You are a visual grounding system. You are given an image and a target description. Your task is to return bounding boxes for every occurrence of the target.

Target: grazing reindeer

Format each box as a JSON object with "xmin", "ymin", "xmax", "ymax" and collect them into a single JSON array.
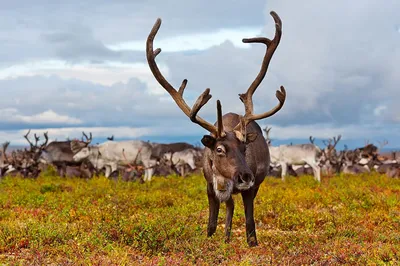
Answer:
[
  {"xmin": 340, "ymin": 150, "xmax": 370, "ymax": 175},
  {"xmin": 107, "ymin": 135, "xmax": 114, "ymax": 141},
  {"xmin": 146, "ymin": 11, "xmax": 286, "ymax": 246},
  {"xmin": 163, "ymin": 149, "xmax": 202, "ymax": 177},
  {"xmin": 265, "ymin": 128, "xmax": 322, "ymax": 182}
]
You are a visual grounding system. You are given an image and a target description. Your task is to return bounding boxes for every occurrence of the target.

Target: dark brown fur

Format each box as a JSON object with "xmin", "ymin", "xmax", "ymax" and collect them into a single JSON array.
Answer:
[{"xmin": 202, "ymin": 113, "xmax": 269, "ymax": 247}]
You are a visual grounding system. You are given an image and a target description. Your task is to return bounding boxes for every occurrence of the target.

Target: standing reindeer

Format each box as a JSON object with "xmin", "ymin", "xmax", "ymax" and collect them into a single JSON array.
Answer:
[
  {"xmin": 320, "ymin": 135, "xmax": 342, "ymax": 175},
  {"xmin": 265, "ymin": 128, "xmax": 322, "ymax": 181},
  {"xmin": 146, "ymin": 11, "xmax": 286, "ymax": 247}
]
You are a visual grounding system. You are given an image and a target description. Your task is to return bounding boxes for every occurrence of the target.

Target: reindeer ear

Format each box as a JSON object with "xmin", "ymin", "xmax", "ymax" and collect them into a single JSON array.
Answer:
[
  {"xmin": 245, "ymin": 133, "xmax": 258, "ymax": 144},
  {"xmin": 201, "ymin": 135, "xmax": 216, "ymax": 149},
  {"xmin": 234, "ymin": 130, "xmax": 245, "ymax": 142}
]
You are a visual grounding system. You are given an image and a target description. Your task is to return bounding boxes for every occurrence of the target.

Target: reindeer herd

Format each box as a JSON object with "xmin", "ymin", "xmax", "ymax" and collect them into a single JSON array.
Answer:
[
  {"xmin": 0, "ymin": 130, "xmax": 204, "ymax": 181},
  {"xmin": 0, "ymin": 11, "xmax": 397, "ymax": 247},
  {"xmin": 265, "ymin": 128, "xmax": 399, "ymax": 180}
]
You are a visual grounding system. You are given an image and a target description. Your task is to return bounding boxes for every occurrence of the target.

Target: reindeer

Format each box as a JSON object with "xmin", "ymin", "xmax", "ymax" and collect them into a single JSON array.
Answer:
[
  {"xmin": 18, "ymin": 130, "xmax": 49, "ymax": 178},
  {"xmin": 320, "ymin": 135, "xmax": 342, "ymax": 175},
  {"xmin": 265, "ymin": 128, "xmax": 322, "ymax": 181},
  {"xmin": 340, "ymin": 150, "xmax": 370, "ymax": 175},
  {"xmin": 162, "ymin": 149, "xmax": 202, "ymax": 177},
  {"xmin": 42, "ymin": 132, "xmax": 92, "ymax": 177},
  {"xmin": 146, "ymin": 11, "xmax": 286, "ymax": 246}
]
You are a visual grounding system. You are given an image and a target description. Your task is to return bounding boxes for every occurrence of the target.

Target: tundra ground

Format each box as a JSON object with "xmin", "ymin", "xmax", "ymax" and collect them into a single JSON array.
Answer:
[{"xmin": 0, "ymin": 169, "xmax": 399, "ymax": 265}]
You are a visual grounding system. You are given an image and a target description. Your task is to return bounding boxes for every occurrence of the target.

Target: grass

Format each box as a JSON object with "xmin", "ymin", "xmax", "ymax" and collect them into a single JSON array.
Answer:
[{"xmin": 0, "ymin": 169, "xmax": 399, "ymax": 265}]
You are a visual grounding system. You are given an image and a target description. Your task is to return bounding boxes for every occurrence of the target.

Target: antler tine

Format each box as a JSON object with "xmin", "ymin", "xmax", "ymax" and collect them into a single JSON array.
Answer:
[
  {"xmin": 146, "ymin": 18, "xmax": 217, "ymax": 136},
  {"xmin": 333, "ymin": 135, "xmax": 341, "ymax": 148},
  {"xmin": 34, "ymin": 133, "xmax": 40, "ymax": 147},
  {"xmin": 23, "ymin": 129, "xmax": 36, "ymax": 149},
  {"xmin": 39, "ymin": 132, "xmax": 49, "ymax": 150},
  {"xmin": 235, "ymin": 11, "xmax": 285, "ymax": 129},
  {"xmin": 82, "ymin": 131, "xmax": 92, "ymax": 145},
  {"xmin": 322, "ymin": 139, "xmax": 330, "ymax": 147},
  {"xmin": 1, "ymin": 141, "xmax": 10, "ymax": 164},
  {"xmin": 216, "ymin": 100, "xmax": 225, "ymax": 138},
  {"xmin": 309, "ymin": 136, "xmax": 315, "ymax": 144}
]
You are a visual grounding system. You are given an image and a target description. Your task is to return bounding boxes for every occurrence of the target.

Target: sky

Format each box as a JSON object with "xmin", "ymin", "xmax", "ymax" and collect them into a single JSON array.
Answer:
[{"xmin": 0, "ymin": 0, "xmax": 399, "ymax": 150}]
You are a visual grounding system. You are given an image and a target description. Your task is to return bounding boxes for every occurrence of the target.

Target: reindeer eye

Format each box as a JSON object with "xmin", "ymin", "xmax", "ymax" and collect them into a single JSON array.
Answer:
[{"xmin": 216, "ymin": 146, "xmax": 225, "ymax": 154}]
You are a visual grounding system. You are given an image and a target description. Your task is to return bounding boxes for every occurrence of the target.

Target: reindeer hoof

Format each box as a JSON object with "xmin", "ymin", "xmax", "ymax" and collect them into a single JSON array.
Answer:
[{"xmin": 247, "ymin": 236, "xmax": 258, "ymax": 247}]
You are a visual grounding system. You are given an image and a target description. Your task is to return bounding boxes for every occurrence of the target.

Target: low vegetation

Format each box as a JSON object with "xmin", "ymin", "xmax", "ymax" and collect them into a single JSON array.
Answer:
[{"xmin": 0, "ymin": 169, "xmax": 399, "ymax": 265}]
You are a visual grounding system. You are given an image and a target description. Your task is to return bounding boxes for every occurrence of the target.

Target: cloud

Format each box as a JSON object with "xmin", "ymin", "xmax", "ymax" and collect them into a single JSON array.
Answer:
[
  {"xmin": 107, "ymin": 26, "xmax": 262, "ymax": 52},
  {"xmin": 0, "ymin": 60, "xmax": 161, "ymax": 90},
  {"xmin": 0, "ymin": 0, "xmax": 399, "ymax": 148},
  {"xmin": 0, "ymin": 108, "xmax": 82, "ymax": 125}
]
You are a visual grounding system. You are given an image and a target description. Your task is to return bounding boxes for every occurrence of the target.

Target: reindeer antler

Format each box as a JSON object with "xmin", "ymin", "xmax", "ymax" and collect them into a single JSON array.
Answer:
[
  {"xmin": 82, "ymin": 132, "xmax": 92, "ymax": 145},
  {"xmin": 234, "ymin": 11, "xmax": 286, "ymax": 130},
  {"xmin": 122, "ymin": 148, "xmax": 143, "ymax": 172},
  {"xmin": 147, "ymin": 11, "xmax": 285, "ymax": 139},
  {"xmin": 309, "ymin": 136, "xmax": 315, "ymax": 144},
  {"xmin": 24, "ymin": 130, "xmax": 48, "ymax": 152},
  {"xmin": 24, "ymin": 130, "xmax": 35, "ymax": 149},
  {"xmin": 146, "ymin": 19, "xmax": 221, "ymax": 137},
  {"xmin": 1, "ymin": 141, "xmax": 10, "ymax": 165}
]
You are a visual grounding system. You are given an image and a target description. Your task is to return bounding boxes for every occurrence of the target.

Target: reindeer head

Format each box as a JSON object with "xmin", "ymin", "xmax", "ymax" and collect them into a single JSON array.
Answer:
[{"xmin": 71, "ymin": 132, "xmax": 93, "ymax": 154}]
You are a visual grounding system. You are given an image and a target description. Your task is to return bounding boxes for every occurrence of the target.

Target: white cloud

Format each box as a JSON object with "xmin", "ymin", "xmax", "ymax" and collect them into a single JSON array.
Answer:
[
  {"xmin": 263, "ymin": 123, "xmax": 387, "ymax": 140},
  {"xmin": 0, "ymin": 108, "xmax": 82, "ymax": 125},
  {"xmin": 107, "ymin": 26, "xmax": 262, "ymax": 52}
]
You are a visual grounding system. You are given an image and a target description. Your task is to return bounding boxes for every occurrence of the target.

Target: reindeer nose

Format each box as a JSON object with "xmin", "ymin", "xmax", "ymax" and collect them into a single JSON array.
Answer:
[{"xmin": 238, "ymin": 172, "xmax": 254, "ymax": 184}]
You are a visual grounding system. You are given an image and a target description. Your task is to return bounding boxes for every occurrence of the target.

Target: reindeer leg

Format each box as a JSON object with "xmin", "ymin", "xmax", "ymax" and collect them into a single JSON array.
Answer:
[
  {"xmin": 281, "ymin": 162, "xmax": 288, "ymax": 181},
  {"xmin": 241, "ymin": 189, "xmax": 257, "ymax": 247},
  {"xmin": 146, "ymin": 167, "xmax": 154, "ymax": 181},
  {"xmin": 225, "ymin": 196, "xmax": 234, "ymax": 243},
  {"xmin": 308, "ymin": 161, "xmax": 321, "ymax": 182},
  {"xmin": 105, "ymin": 166, "xmax": 111, "ymax": 178},
  {"xmin": 207, "ymin": 183, "xmax": 220, "ymax": 237}
]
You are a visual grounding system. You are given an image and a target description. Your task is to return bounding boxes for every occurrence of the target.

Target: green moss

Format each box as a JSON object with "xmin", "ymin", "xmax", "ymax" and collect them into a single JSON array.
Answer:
[{"xmin": 0, "ymin": 170, "xmax": 399, "ymax": 264}]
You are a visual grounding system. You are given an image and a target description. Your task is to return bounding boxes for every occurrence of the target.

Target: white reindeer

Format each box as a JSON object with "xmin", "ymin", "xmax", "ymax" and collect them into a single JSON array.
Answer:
[{"xmin": 265, "ymin": 127, "xmax": 322, "ymax": 182}]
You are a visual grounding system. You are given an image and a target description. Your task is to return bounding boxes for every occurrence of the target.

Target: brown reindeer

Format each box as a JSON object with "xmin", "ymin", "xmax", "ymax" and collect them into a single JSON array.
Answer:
[
  {"xmin": 20, "ymin": 130, "xmax": 49, "ymax": 177},
  {"xmin": 146, "ymin": 11, "xmax": 286, "ymax": 247},
  {"xmin": 43, "ymin": 132, "xmax": 92, "ymax": 177}
]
